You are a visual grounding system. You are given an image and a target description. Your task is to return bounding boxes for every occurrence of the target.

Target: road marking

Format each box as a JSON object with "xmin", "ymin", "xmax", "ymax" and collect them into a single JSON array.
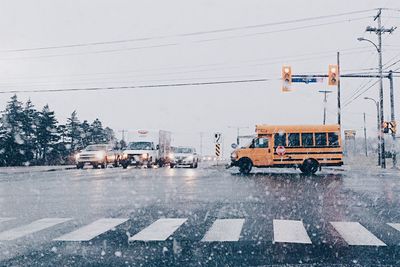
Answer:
[
  {"xmin": 330, "ymin": 222, "xmax": 386, "ymax": 246},
  {"xmin": 0, "ymin": 218, "xmax": 72, "ymax": 241},
  {"xmin": 202, "ymin": 219, "xmax": 245, "ymax": 242},
  {"xmin": 387, "ymin": 223, "xmax": 400, "ymax": 232},
  {"xmin": 0, "ymin": 218, "xmax": 15, "ymax": 224},
  {"xmin": 273, "ymin": 219, "xmax": 312, "ymax": 244},
  {"xmin": 129, "ymin": 218, "xmax": 187, "ymax": 241},
  {"xmin": 54, "ymin": 218, "xmax": 129, "ymax": 241}
]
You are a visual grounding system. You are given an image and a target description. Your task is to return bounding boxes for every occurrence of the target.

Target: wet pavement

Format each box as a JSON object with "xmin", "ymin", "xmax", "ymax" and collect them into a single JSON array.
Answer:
[{"xmin": 0, "ymin": 164, "xmax": 399, "ymax": 266}]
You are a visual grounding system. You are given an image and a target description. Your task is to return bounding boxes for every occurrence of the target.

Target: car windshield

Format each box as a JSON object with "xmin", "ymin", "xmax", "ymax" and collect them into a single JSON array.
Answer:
[
  {"xmin": 85, "ymin": 145, "xmax": 107, "ymax": 151},
  {"xmin": 128, "ymin": 142, "xmax": 153, "ymax": 150},
  {"xmin": 175, "ymin": 147, "xmax": 193, "ymax": 153}
]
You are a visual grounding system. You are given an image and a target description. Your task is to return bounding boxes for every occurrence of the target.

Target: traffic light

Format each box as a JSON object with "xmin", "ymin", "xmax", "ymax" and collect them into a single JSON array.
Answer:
[
  {"xmin": 328, "ymin": 64, "xmax": 338, "ymax": 86},
  {"xmin": 382, "ymin": 122, "xmax": 389, "ymax": 133},
  {"xmin": 282, "ymin": 66, "xmax": 292, "ymax": 92}
]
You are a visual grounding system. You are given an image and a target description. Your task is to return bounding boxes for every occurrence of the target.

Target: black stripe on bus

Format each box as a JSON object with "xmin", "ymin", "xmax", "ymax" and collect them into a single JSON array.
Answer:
[
  {"xmin": 273, "ymin": 158, "xmax": 342, "ymax": 162},
  {"xmin": 274, "ymin": 145, "xmax": 340, "ymax": 149},
  {"xmin": 273, "ymin": 151, "xmax": 342, "ymax": 155}
]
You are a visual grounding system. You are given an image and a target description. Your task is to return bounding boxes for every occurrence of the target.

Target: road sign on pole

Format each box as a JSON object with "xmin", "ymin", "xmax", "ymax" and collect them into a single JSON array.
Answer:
[{"xmin": 214, "ymin": 133, "xmax": 222, "ymax": 159}]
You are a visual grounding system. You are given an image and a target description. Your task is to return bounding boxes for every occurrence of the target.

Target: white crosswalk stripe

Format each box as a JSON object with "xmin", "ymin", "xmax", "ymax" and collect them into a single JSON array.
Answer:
[
  {"xmin": 0, "ymin": 218, "xmax": 15, "ymax": 224},
  {"xmin": 202, "ymin": 219, "xmax": 245, "ymax": 242},
  {"xmin": 0, "ymin": 218, "xmax": 72, "ymax": 241},
  {"xmin": 129, "ymin": 218, "xmax": 187, "ymax": 241},
  {"xmin": 330, "ymin": 222, "xmax": 386, "ymax": 246},
  {"xmin": 54, "ymin": 218, "xmax": 129, "ymax": 241},
  {"xmin": 387, "ymin": 223, "xmax": 400, "ymax": 232},
  {"xmin": 273, "ymin": 219, "xmax": 312, "ymax": 244}
]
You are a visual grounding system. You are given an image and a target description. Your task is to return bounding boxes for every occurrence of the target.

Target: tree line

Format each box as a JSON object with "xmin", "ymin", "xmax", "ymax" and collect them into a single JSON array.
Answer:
[{"xmin": 0, "ymin": 95, "xmax": 115, "ymax": 166}]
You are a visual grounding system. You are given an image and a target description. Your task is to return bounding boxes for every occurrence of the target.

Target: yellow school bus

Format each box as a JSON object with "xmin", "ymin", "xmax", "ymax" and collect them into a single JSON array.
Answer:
[{"xmin": 229, "ymin": 124, "xmax": 343, "ymax": 174}]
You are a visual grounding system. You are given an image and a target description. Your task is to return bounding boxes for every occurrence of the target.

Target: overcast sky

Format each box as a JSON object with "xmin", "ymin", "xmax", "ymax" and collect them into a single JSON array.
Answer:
[{"xmin": 0, "ymin": 0, "xmax": 399, "ymax": 154}]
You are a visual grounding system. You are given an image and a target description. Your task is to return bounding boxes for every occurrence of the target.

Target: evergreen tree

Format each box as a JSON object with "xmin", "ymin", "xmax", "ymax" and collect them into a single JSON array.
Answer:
[
  {"xmin": 91, "ymin": 118, "xmax": 105, "ymax": 143},
  {"xmin": 104, "ymin": 127, "xmax": 115, "ymax": 143},
  {"xmin": 66, "ymin": 111, "xmax": 81, "ymax": 152},
  {"xmin": 36, "ymin": 105, "xmax": 59, "ymax": 164},
  {"xmin": 21, "ymin": 99, "xmax": 39, "ymax": 163},
  {"xmin": 0, "ymin": 95, "xmax": 27, "ymax": 166},
  {"xmin": 80, "ymin": 120, "xmax": 91, "ymax": 147}
]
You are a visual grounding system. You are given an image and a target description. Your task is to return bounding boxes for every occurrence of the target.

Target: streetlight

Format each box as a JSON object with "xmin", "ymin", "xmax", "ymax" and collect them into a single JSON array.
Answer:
[
  {"xmin": 364, "ymin": 97, "xmax": 381, "ymax": 166},
  {"xmin": 358, "ymin": 36, "xmax": 386, "ymax": 168}
]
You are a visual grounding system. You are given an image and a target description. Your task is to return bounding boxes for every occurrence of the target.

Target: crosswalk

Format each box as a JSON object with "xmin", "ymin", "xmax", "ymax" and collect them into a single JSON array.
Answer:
[{"xmin": 1, "ymin": 216, "xmax": 400, "ymax": 247}]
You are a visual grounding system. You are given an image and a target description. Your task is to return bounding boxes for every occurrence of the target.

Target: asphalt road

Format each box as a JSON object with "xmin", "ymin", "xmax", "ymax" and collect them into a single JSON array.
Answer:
[{"xmin": 0, "ymin": 163, "xmax": 400, "ymax": 266}]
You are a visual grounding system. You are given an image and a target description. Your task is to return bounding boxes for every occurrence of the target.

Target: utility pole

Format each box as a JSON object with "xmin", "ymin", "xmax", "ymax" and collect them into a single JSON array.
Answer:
[
  {"xmin": 363, "ymin": 112, "xmax": 368, "ymax": 157},
  {"xmin": 364, "ymin": 9, "xmax": 395, "ymax": 168},
  {"xmin": 337, "ymin": 52, "xmax": 341, "ymax": 126},
  {"xmin": 389, "ymin": 70, "xmax": 397, "ymax": 167},
  {"xmin": 319, "ymin": 90, "xmax": 332, "ymax": 125}
]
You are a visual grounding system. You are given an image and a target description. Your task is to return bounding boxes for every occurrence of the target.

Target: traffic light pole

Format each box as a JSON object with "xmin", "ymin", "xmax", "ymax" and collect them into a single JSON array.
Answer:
[
  {"xmin": 337, "ymin": 52, "xmax": 341, "ymax": 126},
  {"xmin": 389, "ymin": 70, "xmax": 397, "ymax": 168}
]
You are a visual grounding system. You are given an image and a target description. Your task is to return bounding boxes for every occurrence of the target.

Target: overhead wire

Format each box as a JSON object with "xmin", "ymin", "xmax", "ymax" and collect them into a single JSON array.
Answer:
[
  {"xmin": 0, "ymin": 78, "xmax": 278, "ymax": 94},
  {"xmin": 0, "ymin": 9, "xmax": 376, "ymax": 53}
]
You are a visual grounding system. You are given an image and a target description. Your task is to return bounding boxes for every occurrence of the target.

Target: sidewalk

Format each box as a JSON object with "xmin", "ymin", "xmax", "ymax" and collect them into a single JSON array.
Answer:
[{"xmin": 0, "ymin": 165, "xmax": 76, "ymax": 175}]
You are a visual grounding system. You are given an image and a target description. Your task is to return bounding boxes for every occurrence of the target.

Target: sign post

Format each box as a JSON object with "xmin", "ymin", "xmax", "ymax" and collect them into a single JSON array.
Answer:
[{"xmin": 214, "ymin": 133, "xmax": 222, "ymax": 164}]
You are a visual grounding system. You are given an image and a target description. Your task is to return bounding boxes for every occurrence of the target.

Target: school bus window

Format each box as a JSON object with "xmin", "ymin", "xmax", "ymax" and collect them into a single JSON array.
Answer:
[
  {"xmin": 288, "ymin": 133, "xmax": 300, "ymax": 147},
  {"xmin": 315, "ymin": 133, "xmax": 327, "ymax": 146},
  {"xmin": 274, "ymin": 133, "xmax": 286, "ymax": 147},
  {"xmin": 301, "ymin": 133, "xmax": 313, "ymax": 147},
  {"xmin": 254, "ymin": 137, "xmax": 268, "ymax": 148},
  {"xmin": 328, "ymin": 132, "xmax": 339, "ymax": 146}
]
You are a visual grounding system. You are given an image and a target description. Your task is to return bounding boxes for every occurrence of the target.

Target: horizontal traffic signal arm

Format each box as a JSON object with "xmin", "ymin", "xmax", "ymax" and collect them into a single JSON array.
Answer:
[{"xmin": 292, "ymin": 74, "xmax": 390, "ymax": 78}]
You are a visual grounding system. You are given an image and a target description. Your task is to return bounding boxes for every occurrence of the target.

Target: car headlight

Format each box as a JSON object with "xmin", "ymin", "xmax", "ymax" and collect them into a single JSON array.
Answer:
[
  {"xmin": 186, "ymin": 155, "xmax": 193, "ymax": 160},
  {"xmin": 141, "ymin": 153, "xmax": 148, "ymax": 159}
]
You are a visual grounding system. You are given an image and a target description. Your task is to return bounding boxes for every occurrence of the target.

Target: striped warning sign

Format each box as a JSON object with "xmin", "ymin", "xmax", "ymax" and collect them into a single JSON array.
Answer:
[{"xmin": 215, "ymin": 143, "xmax": 221, "ymax": 157}]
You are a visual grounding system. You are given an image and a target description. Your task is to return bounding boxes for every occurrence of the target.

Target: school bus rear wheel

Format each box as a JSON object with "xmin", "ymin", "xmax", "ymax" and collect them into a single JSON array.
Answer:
[
  {"xmin": 239, "ymin": 158, "xmax": 253, "ymax": 174},
  {"xmin": 300, "ymin": 159, "xmax": 319, "ymax": 175}
]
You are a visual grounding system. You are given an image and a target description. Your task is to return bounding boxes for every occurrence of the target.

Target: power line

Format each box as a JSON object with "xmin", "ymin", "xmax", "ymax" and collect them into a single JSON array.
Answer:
[
  {"xmin": 0, "ymin": 78, "xmax": 276, "ymax": 94},
  {"xmin": 343, "ymin": 80, "xmax": 380, "ymax": 108},
  {"xmin": 0, "ymin": 17, "xmax": 372, "ymax": 61},
  {"xmin": 196, "ymin": 16, "xmax": 371, "ymax": 43},
  {"xmin": 0, "ymin": 48, "xmax": 376, "ymax": 87},
  {"xmin": 0, "ymin": 9, "xmax": 375, "ymax": 53}
]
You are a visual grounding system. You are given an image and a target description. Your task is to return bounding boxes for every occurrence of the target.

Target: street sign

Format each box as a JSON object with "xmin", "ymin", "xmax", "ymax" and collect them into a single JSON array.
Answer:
[
  {"xmin": 214, "ymin": 133, "xmax": 221, "ymax": 144},
  {"xmin": 276, "ymin": 146, "xmax": 286, "ymax": 156},
  {"xmin": 291, "ymin": 78, "xmax": 323, "ymax": 84},
  {"xmin": 344, "ymin": 130, "xmax": 356, "ymax": 139},
  {"xmin": 383, "ymin": 121, "xmax": 397, "ymax": 134}
]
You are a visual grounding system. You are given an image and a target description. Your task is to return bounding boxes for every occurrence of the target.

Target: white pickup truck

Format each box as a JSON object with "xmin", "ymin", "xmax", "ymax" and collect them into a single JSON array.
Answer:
[
  {"xmin": 75, "ymin": 144, "xmax": 121, "ymax": 169},
  {"xmin": 120, "ymin": 130, "xmax": 171, "ymax": 168}
]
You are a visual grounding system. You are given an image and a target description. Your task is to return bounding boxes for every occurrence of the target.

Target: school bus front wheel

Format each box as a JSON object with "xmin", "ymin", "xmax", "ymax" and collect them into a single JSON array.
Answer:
[{"xmin": 238, "ymin": 158, "xmax": 253, "ymax": 174}]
